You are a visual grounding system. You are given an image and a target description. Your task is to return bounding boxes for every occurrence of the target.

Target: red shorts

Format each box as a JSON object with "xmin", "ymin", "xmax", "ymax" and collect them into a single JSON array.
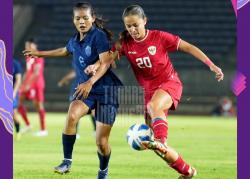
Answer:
[
  {"xmin": 20, "ymin": 86, "xmax": 45, "ymax": 102},
  {"xmin": 144, "ymin": 74, "xmax": 183, "ymax": 118}
]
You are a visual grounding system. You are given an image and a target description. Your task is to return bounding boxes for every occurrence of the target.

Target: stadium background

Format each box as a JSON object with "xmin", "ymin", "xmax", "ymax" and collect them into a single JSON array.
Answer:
[{"xmin": 13, "ymin": 0, "xmax": 236, "ymax": 115}]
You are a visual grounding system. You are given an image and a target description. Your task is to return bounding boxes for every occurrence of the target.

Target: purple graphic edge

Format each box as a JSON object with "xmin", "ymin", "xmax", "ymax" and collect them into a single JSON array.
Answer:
[
  {"xmin": 238, "ymin": 2, "xmax": 250, "ymax": 179},
  {"xmin": 0, "ymin": 0, "xmax": 13, "ymax": 179},
  {"xmin": 237, "ymin": 0, "xmax": 250, "ymax": 9}
]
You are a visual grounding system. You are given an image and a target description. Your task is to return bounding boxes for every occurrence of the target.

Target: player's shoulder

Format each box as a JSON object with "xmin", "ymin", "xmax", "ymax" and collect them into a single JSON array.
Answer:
[
  {"xmin": 94, "ymin": 27, "xmax": 105, "ymax": 34},
  {"xmin": 69, "ymin": 33, "xmax": 77, "ymax": 43},
  {"xmin": 93, "ymin": 27, "xmax": 108, "ymax": 39},
  {"xmin": 13, "ymin": 59, "xmax": 20, "ymax": 65},
  {"xmin": 150, "ymin": 29, "xmax": 172, "ymax": 37},
  {"xmin": 13, "ymin": 59, "xmax": 22, "ymax": 71}
]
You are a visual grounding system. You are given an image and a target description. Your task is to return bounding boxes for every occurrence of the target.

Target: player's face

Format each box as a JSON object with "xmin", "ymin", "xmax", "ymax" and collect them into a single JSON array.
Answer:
[
  {"xmin": 30, "ymin": 43, "xmax": 37, "ymax": 50},
  {"xmin": 124, "ymin": 15, "xmax": 147, "ymax": 40},
  {"xmin": 25, "ymin": 42, "xmax": 37, "ymax": 51},
  {"xmin": 25, "ymin": 42, "xmax": 30, "ymax": 50},
  {"xmin": 73, "ymin": 8, "xmax": 95, "ymax": 34}
]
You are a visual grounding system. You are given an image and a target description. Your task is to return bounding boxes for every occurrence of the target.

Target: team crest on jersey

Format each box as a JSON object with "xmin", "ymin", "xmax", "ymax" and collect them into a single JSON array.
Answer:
[
  {"xmin": 148, "ymin": 46, "xmax": 156, "ymax": 55},
  {"xmin": 85, "ymin": 45, "xmax": 92, "ymax": 57}
]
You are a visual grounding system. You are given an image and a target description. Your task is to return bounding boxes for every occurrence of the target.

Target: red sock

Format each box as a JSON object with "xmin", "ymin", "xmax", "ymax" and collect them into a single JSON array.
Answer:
[
  {"xmin": 39, "ymin": 109, "xmax": 46, "ymax": 130},
  {"xmin": 170, "ymin": 156, "xmax": 190, "ymax": 176},
  {"xmin": 18, "ymin": 105, "xmax": 30, "ymax": 126},
  {"xmin": 152, "ymin": 118, "xmax": 168, "ymax": 144}
]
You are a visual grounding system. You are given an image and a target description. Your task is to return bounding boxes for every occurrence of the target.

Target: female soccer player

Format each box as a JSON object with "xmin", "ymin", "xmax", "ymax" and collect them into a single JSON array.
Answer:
[
  {"xmin": 18, "ymin": 39, "xmax": 47, "ymax": 136},
  {"xmin": 23, "ymin": 3, "xmax": 122, "ymax": 179},
  {"xmin": 85, "ymin": 4, "xmax": 224, "ymax": 179},
  {"xmin": 13, "ymin": 59, "xmax": 22, "ymax": 140}
]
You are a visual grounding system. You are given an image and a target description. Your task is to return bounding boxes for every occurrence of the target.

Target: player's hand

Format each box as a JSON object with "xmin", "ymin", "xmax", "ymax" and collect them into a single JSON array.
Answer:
[
  {"xmin": 57, "ymin": 80, "xmax": 68, "ymax": 87},
  {"xmin": 210, "ymin": 64, "xmax": 224, "ymax": 82},
  {"xmin": 19, "ymin": 85, "xmax": 25, "ymax": 93},
  {"xmin": 84, "ymin": 63, "xmax": 99, "ymax": 75},
  {"xmin": 73, "ymin": 80, "xmax": 93, "ymax": 99},
  {"xmin": 23, "ymin": 85, "xmax": 31, "ymax": 92},
  {"xmin": 20, "ymin": 83, "xmax": 30, "ymax": 93},
  {"xmin": 22, "ymin": 50, "xmax": 39, "ymax": 57}
]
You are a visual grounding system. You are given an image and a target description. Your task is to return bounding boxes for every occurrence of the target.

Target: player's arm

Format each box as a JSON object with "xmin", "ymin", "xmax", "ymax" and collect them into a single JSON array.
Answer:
[
  {"xmin": 58, "ymin": 70, "xmax": 76, "ymax": 87},
  {"xmin": 13, "ymin": 73, "xmax": 22, "ymax": 98},
  {"xmin": 21, "ymin": 71, "xmax": 27, "ymax": 83},
  {"xmin": 178, "ymin": 39, "xmax": 224, "ymax": 82},
  {"xmin": 84, "ymin": 41, "xmax": 121, "ymax": 75},
  {"xmin": 74, "ymin": 51, "xmax": 113, "ymax": 99},
  {"xmin": 23, "ymin": 47, "xmax": 69, "ymax": 58}
]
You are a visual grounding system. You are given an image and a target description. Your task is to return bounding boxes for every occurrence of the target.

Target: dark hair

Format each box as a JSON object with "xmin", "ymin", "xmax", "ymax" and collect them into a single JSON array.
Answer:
[
  {"xmin": 26, "ymin": 37, "xmax": 38, "ymax": 44},
  {"xmin": 73, "ymin": 2, "xmax": 113, "ymax": 40},
  {"xmin": 122, "ymin": 4, "xmax": 146, "ymax": 20},
  {"xmin": 120, "ymin": 5, "xmax": 146, "ymax": 41}
]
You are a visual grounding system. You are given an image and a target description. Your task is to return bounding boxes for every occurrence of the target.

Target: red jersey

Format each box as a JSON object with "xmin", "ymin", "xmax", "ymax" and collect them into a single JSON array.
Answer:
[
  {"xmin": 119, "ymin": 30, "xmax": 181, "ymax": 90},
  {"xmin": 24, "ymin": 57, "xmax": 45, "ymax": 88}
]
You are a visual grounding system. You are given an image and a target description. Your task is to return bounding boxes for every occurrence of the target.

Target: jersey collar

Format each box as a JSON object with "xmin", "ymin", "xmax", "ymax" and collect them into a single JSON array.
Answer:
[
  {"xmin": 133, "ymin": 29, "xmax": 149, "ymax": 43},
  {"xmin": 74, "ymin": 25, "xmax": 96, "ymax": 43}
]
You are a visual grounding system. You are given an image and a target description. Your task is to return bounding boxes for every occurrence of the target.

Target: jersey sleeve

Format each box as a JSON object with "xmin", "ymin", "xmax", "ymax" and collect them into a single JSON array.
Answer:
[
  {"xmin": 95, "ymin": 31, "xmax": 110, "ymax": 54},
  {"xmin": 15, "ymin": 60, "xmax": 22, "ymax": 74},
  {"xmin": 160, "ymin": 31, "xmax": 181, "ymax": 52},
  {"xmin": 66, "ymin": 38, "xmax": 74, "ymax": 54}
]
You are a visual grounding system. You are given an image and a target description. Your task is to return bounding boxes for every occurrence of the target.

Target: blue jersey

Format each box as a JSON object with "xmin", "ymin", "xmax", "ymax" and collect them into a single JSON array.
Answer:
[
  {"xmin": 69, "ymin": 62, "xmax": 78, "ymax": 101},
  {"xmin": 13, "ymin": 59, "xmax": 22, "ymax": 85},
  {"xmin": 13, "ymin": 59, "xmax": 22, "ymax": 108},
  {"xmin": 66, "ymin": 26, "xmax": 122, "ymax": 95}
]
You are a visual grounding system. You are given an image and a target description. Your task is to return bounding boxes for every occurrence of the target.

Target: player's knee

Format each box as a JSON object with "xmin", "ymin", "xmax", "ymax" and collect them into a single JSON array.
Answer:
[
  {"xmin": 96, "ymin": 138, "xmax": 109, "ymax": 153},
  {"xmin": 147, "ymin": 101, "xmax": 160, "ymax": 115},
  {"xmin": 67, "ymin": 113, "xmax": 79, "ymax": 126},
  {"xmin": 38, "ymin": 103, "xmax": 44, "ymax": 110}
]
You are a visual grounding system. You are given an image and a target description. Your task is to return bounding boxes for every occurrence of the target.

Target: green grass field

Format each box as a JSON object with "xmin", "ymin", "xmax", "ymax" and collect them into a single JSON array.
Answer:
[{"xmin": 14, "ymin": 113, "xmax": 236, "ymax": 179}]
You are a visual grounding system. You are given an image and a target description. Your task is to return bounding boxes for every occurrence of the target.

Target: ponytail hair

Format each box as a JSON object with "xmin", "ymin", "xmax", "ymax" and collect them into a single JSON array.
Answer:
[
  {"xmin": 73, "ymin": 2, "xmax": 113, "ymax": 40},
  {"xmin": 94, "ymin": 17, "xmax": 113, "ymax": 41},
  {"xmin": 119, "ymin": 30, "xmax": 130, "ymax": 42}
]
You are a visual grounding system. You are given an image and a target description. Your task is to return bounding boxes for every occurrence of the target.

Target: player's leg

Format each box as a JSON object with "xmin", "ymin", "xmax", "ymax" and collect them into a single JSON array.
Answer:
[
  {"xmin": 144, "ymin": 89, "xmax": 196, "ymax": 178},
  {"xmin": 96, "ymin": 121, "xmax": 112, "ymax": 179},
  {"xmin": 54, "ymin": 100, "xmax": 90, "ymax": 174},
  {"xmin": 91, "ymin": 109, "xmax": 96, "ymax": 132},
  {"xmin": 95, "ymin": 104, "xmax": 117, "ymax": 179},
  {"xmin": 76, "ymin": 109, "xmax": 96, "ymax": 139},
  {"xmin": 69, "ymin": 84, "xmax": 82, "ymax": 139},
  {"xmin": 76, "ymin": 122, "xmax": 80, "ymax": 139},
  {"xmin": 13, "ymin": 109, "xmax": 20, "ymax": 133},
  {"xmin": 13, "ymin": 108, "xmax": 21, "ymax": 140},
  {"xmin": 18, "ymin": 92, "xmax": 31, "ymax": 128},
  {"xmin": 33, "ymin": 87, "xmax": 47, "ymax": 136},
  {"xmin": 33, "ymin": 100, "xmax": 47, "ymax": 136},
  {"xmin": 13, "ymin": 94, "xmax": 21, "ymax": 137},
  {"xmin": 146, "ymin": 89, "xmax": 172, "ymax": 144}
]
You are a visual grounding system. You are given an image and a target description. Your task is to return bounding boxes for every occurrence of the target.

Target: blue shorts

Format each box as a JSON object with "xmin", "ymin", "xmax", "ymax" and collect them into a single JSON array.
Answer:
[
  {"xmin": 69, "ymin": 79, "xmax": 78, "ymax": 102},
  {"xmin": 73, "ymin": 88, "xmax": 119, "ymax": 125},
  {"xmin": 13, "ymin": 94, "xmax": 19, "ymax": 109}
]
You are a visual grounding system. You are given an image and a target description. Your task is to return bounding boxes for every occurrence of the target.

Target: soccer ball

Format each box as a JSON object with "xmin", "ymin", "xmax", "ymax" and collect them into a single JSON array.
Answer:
[{"xmin": 126, "ymin": 124, "xmax": 154, "ymax": 151}]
